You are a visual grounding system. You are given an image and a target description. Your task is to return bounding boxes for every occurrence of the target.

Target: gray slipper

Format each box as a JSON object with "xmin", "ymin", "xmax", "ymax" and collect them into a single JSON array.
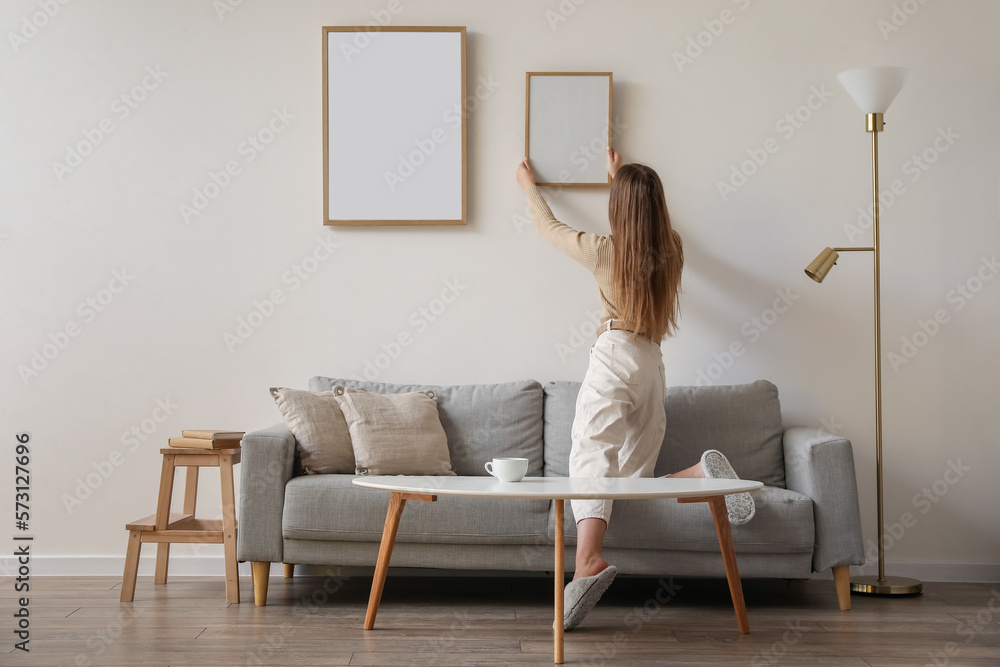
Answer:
[
  {"xmin": 561, "ymin": 565, "xmax": 618, "ymax": 631},
  {"xmin": 701, "ymin": 449, "xmax": 756, "ymax": 525}
]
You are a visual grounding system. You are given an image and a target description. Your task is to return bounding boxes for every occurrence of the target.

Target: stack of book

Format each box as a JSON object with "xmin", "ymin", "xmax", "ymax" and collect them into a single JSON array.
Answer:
[{"xmin": 168, "ymin": 430, "xmax": 244, "ymax": 449}]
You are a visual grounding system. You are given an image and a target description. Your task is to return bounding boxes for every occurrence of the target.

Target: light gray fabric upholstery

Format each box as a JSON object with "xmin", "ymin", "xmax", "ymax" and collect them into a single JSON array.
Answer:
[
  {"xmin": 309, "ymin": 378, "xmax": 545, "ymax": 477},
  {"xmin": 653, "ymin": 381, "xmax": 786, "ymax": 487},
  {"xmin": 551, "ymin": 486, "xmax": 814, "ymax": 554},
  {"xmin": 283, "ymin": 538, "xmax": 553, "ymax": 571},
  {"xmin": 544, "ymin": 380, "xmax": 786, "ymax": 488},
  {"xmin": 281, "ymin": 539, "xmax": 814, "ymax": 579},
  {"xmin": 599, "ymin": 549, "xmax": 814, "ymax": 579},
  {"xmin": 283, "ymin": 474, "xmax": 548, "ymax": 545},
  {"xmin": 237, "ymin": 423, "xmax": 296, "ymax": 563},
  {"xmin": 783, "ymin": 426, "xmax": 866, "ymax": 572},
  {"xmin": 542, "ymin": 382, "xmax": 578, "ymax": 477}
]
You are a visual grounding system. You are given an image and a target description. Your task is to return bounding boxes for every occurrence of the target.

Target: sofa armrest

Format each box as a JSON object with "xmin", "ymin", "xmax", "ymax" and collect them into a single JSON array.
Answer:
[
  {"xmin": 783, "ymin": 426, "xmax": 865, "ymax": 573},
  {"xmin": 237, "ymin": 423, "xmax": 296, "ymax": 564}
]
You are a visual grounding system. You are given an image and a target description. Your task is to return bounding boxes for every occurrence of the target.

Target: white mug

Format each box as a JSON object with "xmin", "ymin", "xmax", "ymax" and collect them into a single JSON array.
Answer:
[{"xmin": 484, "ymin": 457, "xmax": 528, "ymax": 482}]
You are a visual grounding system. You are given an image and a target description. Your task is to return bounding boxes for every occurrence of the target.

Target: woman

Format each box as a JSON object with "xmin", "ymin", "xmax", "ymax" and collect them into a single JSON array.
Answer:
[{"xmin": 516, "ymin": 149, "xmax": 754, "ymax": 630}]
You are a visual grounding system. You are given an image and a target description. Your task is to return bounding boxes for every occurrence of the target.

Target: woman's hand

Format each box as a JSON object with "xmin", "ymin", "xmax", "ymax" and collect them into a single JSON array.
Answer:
[
  {"xmin": 607, "ymin": 147, "xmax": 623, "ymax": 178},
  {"xmin": 515, "ymin": 158, "xmax": 536, "ymax": 191}
]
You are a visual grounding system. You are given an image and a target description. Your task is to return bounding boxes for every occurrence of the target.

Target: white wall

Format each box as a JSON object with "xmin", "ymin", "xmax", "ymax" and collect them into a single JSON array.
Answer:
[{"xmin": 2, "ymin": 0, "xmax": 998, "ymax": 580}]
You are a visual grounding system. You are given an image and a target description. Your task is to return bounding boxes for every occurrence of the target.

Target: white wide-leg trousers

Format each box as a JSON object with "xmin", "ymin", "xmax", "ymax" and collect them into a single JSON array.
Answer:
[{"xmin": 569, "ymin": 330, "xmax": 666, "ymax": 524}]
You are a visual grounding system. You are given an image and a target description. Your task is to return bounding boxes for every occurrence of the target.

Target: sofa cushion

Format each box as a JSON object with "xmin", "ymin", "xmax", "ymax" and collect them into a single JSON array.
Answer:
[
  {"xmin": 654, "ymin": 380, "xmax": 785, "ymax": 488},
  {"xmin": 282, "ymin": 474, "xmax": 549, "ymax": 545},
  {"xmin": 551, "ymin": 486, "xmax": 814, "ymax": 554},
  {"xmin": 542, "ymin": 381, "xmax": 579, "ymax": 477},
  {"xmin": 542, "ymin": 380, "xmax": 785, "ymax": 488},
  {"xmin": 309, "ymin": 378, "xmax": 545, "ymax": 477}
]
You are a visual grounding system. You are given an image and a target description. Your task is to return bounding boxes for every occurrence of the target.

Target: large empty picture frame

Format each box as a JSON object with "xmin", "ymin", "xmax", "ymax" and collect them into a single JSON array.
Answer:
[
  {"xmin": 323, "ymin": 26, "xmax": 466, "ymax": 226},
  {"xmin": 525, "ymin": 72, "xmax": 613, "ymax": 186}
]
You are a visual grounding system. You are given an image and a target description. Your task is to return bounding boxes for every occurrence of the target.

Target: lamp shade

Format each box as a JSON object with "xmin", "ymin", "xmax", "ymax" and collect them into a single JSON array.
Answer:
[
  {"xmin": 836, "ymin": 66, "xmax": 910, "ymax": 114},
  {"xmin": 805, "ymin": 247, "xmax": 839, "ymax": 283}
]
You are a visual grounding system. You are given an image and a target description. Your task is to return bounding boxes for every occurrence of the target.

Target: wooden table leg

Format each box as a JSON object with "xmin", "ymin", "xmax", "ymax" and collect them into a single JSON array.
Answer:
[
  {"xmin": 364, "ymin": 492, "xmax": 435, "ymax": 630},
  {"xmin": 120, "ymin": 530, "xmax": 142, "ymax": 602},
  {"xmin": 183, "ymin": 466, "xmax": 199, "ymax": 514},
  {"xmin": 707, "ymin": 495, "xmax": 749, "ymax": 634},
  {"xmin": 153, "ymin": 543, "xmax": 170, "ymax": 585},
  {"xmin": 554, "ymin": 499, "xmax": 564, "ymax": 664},
  {"xmin": 153, "ymin": 454, "xmax": 176, "ymax": 585},
  {"xmin": 365, "ymin": 492, "xmax": 407, "ymax": 630},
  {"xmin": 678, "ymin": 494, "xmax": 750, "ymax": 634},
  {"xmin": 220, "ymin": 453, "xmax": 240, "ymax": 604}
]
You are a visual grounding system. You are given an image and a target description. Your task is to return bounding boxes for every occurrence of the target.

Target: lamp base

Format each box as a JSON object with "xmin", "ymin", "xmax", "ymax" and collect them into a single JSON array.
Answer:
[{"xmin": 851, "ymin": 575, "xmax": 923, "ymax": 596}]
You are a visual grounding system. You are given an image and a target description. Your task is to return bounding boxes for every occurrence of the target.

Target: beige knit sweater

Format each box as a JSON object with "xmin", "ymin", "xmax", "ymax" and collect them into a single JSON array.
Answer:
[{"xmin": 525, "ymin": 185, "xmax": 624, "ymax": 326}]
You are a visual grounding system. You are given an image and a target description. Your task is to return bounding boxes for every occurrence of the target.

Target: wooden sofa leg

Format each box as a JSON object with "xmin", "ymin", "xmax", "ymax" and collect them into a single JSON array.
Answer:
[
  {"xmin": 252, "ymin": 562, "xmax": 270, "ymax": 606},
  {"xmin": 283, "ymin": 563, "xmax": 294, "ymax": 579},
  {"xmin": 832, "ymin": 565, "xmax": 851, "ymax": 610}
]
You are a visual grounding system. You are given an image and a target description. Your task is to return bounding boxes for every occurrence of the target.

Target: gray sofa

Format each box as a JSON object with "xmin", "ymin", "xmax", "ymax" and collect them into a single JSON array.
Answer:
[{"xmin": 238, "ymin": 378, "xmax": 864, "ymax": 608}]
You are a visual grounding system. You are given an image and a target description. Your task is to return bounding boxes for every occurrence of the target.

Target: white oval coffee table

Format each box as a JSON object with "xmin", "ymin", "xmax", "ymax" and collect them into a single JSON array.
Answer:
[{"xmin": 353, "ymin": 475, "xmax": 763, "ymax": 664}]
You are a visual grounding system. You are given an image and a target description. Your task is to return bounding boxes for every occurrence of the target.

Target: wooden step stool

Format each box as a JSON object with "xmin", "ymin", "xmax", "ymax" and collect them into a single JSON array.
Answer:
[{"xmin": 121, "ymin": 447, "xmax": 241, "ymax": 603}]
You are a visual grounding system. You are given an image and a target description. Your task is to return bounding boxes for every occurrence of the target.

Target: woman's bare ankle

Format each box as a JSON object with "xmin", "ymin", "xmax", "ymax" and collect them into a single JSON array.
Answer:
[{"xmin": 573, "ymin": 556, "xmax": 610, "ymax": 581}]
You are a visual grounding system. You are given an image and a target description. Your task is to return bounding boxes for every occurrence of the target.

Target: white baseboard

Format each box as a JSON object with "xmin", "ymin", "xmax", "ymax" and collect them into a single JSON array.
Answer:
[
  {"xmin": 0, "ymin": 555, "xmax": 259, "ymax": 580},
  {"xmin": 1, "ymin": 555, "xmax": 997, "ymax": 583},
  {"xmin": 834, "ymin": 561, "xmax": 1000, "ymax": 584}
]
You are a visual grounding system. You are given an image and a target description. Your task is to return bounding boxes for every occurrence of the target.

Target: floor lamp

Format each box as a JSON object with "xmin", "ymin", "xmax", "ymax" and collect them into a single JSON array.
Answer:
[{"xmin": 804, "ymin": 66, "xmax": 922, "ymax": 596}]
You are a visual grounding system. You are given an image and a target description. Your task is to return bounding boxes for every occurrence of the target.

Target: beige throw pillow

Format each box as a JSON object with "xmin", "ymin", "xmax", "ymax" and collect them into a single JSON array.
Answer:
[
  {"xmin": 334, "ymin": 388, "xmax": 455, "ymax": 476},
  {"xmin": 270, "ymin": 386, "xmax": 355, "ymax": 474}
]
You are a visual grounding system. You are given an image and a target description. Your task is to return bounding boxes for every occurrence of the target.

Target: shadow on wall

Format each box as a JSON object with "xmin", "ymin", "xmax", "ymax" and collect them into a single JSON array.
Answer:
[{"xmin": 679, "ymin": 234, "xmax": 777, "ymax": 338}]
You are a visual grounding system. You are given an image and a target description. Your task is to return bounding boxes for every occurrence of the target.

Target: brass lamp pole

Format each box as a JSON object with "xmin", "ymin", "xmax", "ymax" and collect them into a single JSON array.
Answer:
[{"xmin": 805, "ymin": 66, "xmax": 921, "ymax": 597}]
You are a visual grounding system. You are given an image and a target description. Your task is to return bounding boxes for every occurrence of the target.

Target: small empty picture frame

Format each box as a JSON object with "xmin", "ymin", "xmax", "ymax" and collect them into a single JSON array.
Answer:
[
  {"xmin": 525, "ymin": 72, "xmax": 613, "ymax": 186},
  {"xmin": 323, "ymin": 26, "xmax": 467, "ymax": 226}
]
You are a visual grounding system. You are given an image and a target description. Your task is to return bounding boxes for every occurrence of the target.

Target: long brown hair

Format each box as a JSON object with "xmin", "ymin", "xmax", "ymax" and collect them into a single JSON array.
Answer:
[{"xmin": 608, "ymin": 163, "xmax": 684, "ymax": 340}]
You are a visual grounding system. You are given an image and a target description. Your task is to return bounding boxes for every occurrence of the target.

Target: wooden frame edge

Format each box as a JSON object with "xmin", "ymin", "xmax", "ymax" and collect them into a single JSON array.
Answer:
[
  {"xmin": 324, "ymin": 219, "xmax": 466, "ymax": 227},
  {"xmin": 322, "ymin": 27, "xmax": 330, "ymax": 227},
  {"xmin": 323, "ymin": 25, "xmax": 465, "ymax": 33},
  {"xmin": 460, "ymin": 26, "xmax": 467, "ymax": 225}
]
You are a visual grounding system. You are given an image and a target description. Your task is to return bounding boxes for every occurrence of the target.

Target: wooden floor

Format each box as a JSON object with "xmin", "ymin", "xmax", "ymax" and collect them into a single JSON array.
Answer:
[{"xmin": 4, "ymin": 573, "xmax": 999, "ymax": 666}]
